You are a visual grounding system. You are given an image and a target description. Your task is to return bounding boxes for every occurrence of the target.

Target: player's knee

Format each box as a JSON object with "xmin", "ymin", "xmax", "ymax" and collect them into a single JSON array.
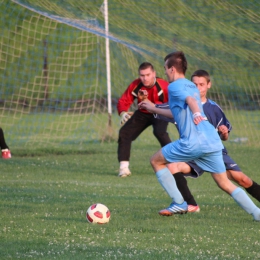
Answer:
[
  {"xmin": 150, "ymin": 155, "xmax": 156, "ymax": 168},
  {"xmin": 153, "ymin": 130, "xmax": 165, "ymax": 139},
  {"xmin": 236, "ymin": 175, "xmax": 252, "ymax": 188},
  {"xmin": 167, "ymin": 163, "xmax": 178, "ymax": 174},
  {"xmin": 154, "ymin": 132, "xmax": 171, "ymax": 147},
  {"xmin": 150, "ymin": 154, "xmax": 160, "ymax": 172},
  {"xmin": 119, "ymin": 129, "xmax": 133, "ymax": 141},
  {"xmin": 118, "ymin": 128, "xmax": 127, "ymax": 137}
]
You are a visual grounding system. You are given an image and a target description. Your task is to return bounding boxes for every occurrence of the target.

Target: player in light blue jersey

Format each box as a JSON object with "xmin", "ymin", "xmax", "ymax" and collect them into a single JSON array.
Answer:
[
  {"xmin": 157, "ymin": 70, "xmax": 260, "ymax": 213},
  {"xmin": 139, "ymin": 51, "xmax": 260, "ymax": 221}
]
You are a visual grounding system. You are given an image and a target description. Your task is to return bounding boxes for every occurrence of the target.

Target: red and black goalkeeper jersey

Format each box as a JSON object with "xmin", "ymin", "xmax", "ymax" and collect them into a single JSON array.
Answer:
[{"xmin": 117, "ymin": 78, "xmax": 169, "ymax": 115}]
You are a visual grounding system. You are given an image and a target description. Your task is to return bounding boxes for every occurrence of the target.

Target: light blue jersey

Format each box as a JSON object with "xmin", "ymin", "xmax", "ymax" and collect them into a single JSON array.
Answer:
[{"xmin": 162, "ymin": 78, "xmax": 225, "ymax": 173}]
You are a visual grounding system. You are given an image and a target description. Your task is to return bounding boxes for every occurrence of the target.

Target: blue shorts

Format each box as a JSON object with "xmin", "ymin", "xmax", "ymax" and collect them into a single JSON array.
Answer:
[
  {"xmin": 162, "ymin": 142, "xmax": 226, "ymax": 174},
  {"xmin": 185, "ymin": 152, "xmax": 241, "ymax": 178}
]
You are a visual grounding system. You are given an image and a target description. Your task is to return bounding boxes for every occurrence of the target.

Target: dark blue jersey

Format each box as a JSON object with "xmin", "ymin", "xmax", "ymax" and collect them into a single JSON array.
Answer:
[
  {"xmin": 202, "ymin": 99, "xmax": 231, "ymax": 154},
  {"xmin": 203, "ymin": 99, "xmax": 232, "ymax": 134}
]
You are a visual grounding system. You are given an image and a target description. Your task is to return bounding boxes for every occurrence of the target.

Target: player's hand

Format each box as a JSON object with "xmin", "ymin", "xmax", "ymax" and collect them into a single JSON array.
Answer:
[
  {"xmin": 138, "ymin": 89, "xmax": 148, "ymax": 101},
  {"xmin": 193, "ymin": 112, "xmax": 205, "ymax": 125},
  {"xmin": 120, "ymin": 111, "xmax": 133, "ymax": 125},
  {"xmin": 138, "ymin": 100, "xmax": 155, "ymax": 113},
  {"xmin": 218, "ymin": 125, "xmax": 229, "ymax": 140}
]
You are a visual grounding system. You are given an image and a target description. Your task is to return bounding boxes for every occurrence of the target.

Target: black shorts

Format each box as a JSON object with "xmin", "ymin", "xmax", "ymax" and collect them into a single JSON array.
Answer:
[{"xmin": 184, "ymin": 152, "xmax": 241, "ymax": 178}]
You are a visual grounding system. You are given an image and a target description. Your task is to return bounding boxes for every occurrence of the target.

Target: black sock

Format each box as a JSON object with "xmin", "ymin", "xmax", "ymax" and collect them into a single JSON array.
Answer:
[
  {"xmin": 0, "ymin": 128, "xmax": 8, "ymax": 150},
  {"xmin": 245, "ymin": 181, "xmax": 260, "ymax": 203},
  {"xmin": 174, "ymin": 172, "xmax": 197, "ymax": 206}
]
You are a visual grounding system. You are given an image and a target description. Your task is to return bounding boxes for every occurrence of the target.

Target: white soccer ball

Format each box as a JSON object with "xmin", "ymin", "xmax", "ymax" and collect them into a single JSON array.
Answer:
[{"xmin": 86, "ymin": 203, "xmax": 111, "ymax": 224}]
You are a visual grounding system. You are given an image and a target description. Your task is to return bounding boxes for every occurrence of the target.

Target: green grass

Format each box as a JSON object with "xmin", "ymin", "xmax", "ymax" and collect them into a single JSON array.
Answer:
[{"xmin": 1, "ymin": 142, "xmax": 260, "ymax": 259}]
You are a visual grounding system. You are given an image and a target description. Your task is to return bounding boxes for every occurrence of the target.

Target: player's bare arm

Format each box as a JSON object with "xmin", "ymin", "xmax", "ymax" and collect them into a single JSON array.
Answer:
[
  {"xmin": 138, "ymin": 100, "xmax": 155, "ymax": 112},
  {"xmin": 185, "ymin": 96, "xmax": 204, "ymax": 125},
  {"xmin": 138, "ymin": 101, "xmax": 173, "ymax": 118}
]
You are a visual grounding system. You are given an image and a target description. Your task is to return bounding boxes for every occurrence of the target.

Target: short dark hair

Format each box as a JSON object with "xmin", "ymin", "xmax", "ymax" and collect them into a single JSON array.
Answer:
[
  {"xmin": 164, "ymin": 51, "xmax": 187, "ymax": 74},
  {"xmin": 191, "ymin": 69, "xmax": 211, "ymax": 83},
  {"xmin": 138, "ymin": 62, "xmax": 154, "ymax": 72}
]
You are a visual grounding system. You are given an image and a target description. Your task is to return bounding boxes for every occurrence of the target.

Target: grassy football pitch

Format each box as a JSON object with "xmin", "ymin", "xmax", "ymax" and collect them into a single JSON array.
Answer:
[{"xmin": 1, "ymin": 142, "xmax": 260, "ymax": 259}]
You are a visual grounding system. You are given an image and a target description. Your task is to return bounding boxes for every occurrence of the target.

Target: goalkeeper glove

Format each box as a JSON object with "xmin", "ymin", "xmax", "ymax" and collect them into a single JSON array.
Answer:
[{"xmin": 120, "ymin": 111, "xmax": 132, "ymax": 125}]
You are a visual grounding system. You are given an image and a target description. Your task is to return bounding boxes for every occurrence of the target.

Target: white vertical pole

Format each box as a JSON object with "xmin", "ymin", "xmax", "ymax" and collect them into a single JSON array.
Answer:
[{"xmin": 104, "ymin": 0, "xmax": 112, "ymax": 123}]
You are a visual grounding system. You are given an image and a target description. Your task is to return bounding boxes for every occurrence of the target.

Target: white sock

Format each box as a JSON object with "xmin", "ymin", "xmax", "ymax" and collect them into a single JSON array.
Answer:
[{"xmin": 120, "ymin": 161, "xmax": 129, "ymax": 169}]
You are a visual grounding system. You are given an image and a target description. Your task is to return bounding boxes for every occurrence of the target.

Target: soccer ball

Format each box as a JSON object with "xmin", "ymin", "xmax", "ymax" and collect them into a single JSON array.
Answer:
[{"xmin": 86, "ymin": 203, "xmax": 110, "ymax": 224}]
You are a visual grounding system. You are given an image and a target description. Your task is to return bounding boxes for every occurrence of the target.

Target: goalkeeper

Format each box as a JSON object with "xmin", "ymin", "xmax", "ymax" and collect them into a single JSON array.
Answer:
[{"xmin": 117, "ymin": 62, "xmax": 171, "ymax": 177}]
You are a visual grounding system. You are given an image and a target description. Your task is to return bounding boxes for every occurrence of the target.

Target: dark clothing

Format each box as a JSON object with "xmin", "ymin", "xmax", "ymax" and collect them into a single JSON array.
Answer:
[
  {"xmin": 118, "ymin": 110, "xmax": 171, "ymax": 162},
  {"xmin": 0, "ymin": 128, "xmax": 9, "ymax": 149}
]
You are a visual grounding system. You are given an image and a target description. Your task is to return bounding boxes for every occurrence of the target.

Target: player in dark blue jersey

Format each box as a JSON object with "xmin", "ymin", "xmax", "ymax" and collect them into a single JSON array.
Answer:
[{"xmin": 159, "ymin": 70, "xmax": 260, "ymax": 212}]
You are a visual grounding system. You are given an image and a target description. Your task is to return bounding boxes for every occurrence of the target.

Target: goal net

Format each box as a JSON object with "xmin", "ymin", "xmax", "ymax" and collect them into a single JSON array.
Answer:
[{"xmin": 1, "ymin": 0, "xmax": 260, "ymax": 149}]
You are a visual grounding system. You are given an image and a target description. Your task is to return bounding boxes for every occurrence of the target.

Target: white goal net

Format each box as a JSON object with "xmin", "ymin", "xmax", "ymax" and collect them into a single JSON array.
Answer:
[{"xmin": 1, "ymin": 0, "xmax": 260, "ymax": 149}]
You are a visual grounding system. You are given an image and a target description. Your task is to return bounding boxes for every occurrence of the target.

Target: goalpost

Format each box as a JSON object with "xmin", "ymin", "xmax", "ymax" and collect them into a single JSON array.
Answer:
[
  {"xmin": 0, "ymin": 0, "xmax": 260, "ymax": 149},
  {"xmin": 104, "ymin": 0, "xmax": 112, "ymax": 127}
]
